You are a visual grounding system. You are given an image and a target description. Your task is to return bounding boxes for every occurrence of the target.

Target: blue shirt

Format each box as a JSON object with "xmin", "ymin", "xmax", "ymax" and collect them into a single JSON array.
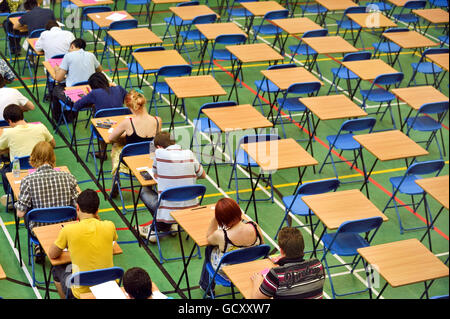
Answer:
[
  {"xmin": 59, "ymin": 49, "xmax": 100, "ymax": 87},
  {"xmin": 73, "ymin": 86, "xmax": 128, "ymax": 113}
]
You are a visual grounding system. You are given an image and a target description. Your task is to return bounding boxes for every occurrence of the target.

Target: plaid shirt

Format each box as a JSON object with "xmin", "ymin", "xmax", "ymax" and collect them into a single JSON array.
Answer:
[
  {"xmin": 15, "ymin": 164, "xmax": 78, "ymax": 229},
  {"xmin": 0, "ymin": 58, "xmax": 15, "ymax": 83}
]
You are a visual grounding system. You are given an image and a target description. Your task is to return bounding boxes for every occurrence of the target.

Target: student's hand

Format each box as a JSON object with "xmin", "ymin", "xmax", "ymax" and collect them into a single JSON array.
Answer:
[{"xmin": 250, "ymin": 272, "xmax": 264, "ymax": 285}]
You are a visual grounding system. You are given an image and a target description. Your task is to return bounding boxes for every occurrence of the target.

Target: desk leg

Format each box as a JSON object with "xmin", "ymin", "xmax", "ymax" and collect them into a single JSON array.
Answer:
[
  {"xmin": 197, "ymin": 39, "xmax": 210, "ymax": 75},
  {"xmin": 310, "ymin": 226, "xmax": 327, "ymax": 259},
  {"xmin": 359, "ymin": 148, "xmax": 377, "ymax": 200},
  {"xmin": 13, "ymin": 203, "xmax": 23, "ymax": 267},
  {"xmin": 228, "ymin": 60, "xmax": 242, "ymax": 104},
  {"xmin": 244, "ymin": 163, "xmax": 262, "ymax": 224},
  {"xmin": 176, "ymin": 234, "xmax": 197, "ymax": 299},
  {"xmin": 111, "ymin": 43, "xmax": 123, "ymax": 85}
]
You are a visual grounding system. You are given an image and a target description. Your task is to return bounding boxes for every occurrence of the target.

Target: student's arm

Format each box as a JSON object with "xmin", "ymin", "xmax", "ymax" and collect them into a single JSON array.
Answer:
[
  {"xmin": 206, "ymin": 218, "xmax": 222, "ymax": 247},
  {"xmin": 12, "ymin": 17, "xmax": 24, "ymax": 30},
  {"xmin": 54, "ymin": 66, "xmax": 67, "ymax": 83},
  {"xmin": 108, "ymin": 119, "xmax": 127, "ymax": 143},
  {"xmin": 22, "ymin": 100, "xmax": 35, "ymax": 112},
  {"xmin": 73, "ymin": 91, "xmax": 95, "ymax": 112},
  {"xmin": 250, "ymin": 273, "xmax": 271, "ymax": 299},
  {"xmin": 48, "ymin": 243, "xmax": 63, "ymax": 259},
  {"xmin": 49, "ymin": 227, "xmax": 68, "ymax": 259}
]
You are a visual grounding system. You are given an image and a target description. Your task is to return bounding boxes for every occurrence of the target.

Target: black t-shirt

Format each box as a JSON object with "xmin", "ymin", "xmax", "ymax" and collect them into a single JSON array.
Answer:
[{"xmin": 18, "ymin": 7, "xmax": 55, "ymax": 35}]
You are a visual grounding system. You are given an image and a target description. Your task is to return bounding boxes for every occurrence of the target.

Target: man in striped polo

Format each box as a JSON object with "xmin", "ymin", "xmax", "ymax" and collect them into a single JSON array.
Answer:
[{"xmin": 250, "ymin": 227, "xmax": 326, "ymax": 299}]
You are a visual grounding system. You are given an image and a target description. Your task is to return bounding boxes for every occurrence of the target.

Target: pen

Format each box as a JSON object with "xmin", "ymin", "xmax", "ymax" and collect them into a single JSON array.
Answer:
[{"xmin": 192, "ymin": 206, "xmax": 207, "ymax": 210}]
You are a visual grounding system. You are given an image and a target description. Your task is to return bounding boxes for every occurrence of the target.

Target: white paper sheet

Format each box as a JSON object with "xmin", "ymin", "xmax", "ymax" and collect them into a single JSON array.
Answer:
[
  {"xmin": 89, "ymin": 280, "xmax": 126, "ymax": 299},
  {"xmin": 105, "ymin": 13, "xmax": 128, "ymax": 22}
]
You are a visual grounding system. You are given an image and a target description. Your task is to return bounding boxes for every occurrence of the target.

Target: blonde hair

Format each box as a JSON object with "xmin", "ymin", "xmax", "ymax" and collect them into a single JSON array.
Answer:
[
  {"xmin": 29, "ymin": 141, "xmax": 56, "ymax": 168},
  {"xmin": 124, "ymin": 89, "xmax": 146, "ymax": 112}
]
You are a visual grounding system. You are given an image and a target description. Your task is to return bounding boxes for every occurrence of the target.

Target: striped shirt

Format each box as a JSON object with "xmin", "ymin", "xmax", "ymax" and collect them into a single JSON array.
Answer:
[
  {"xmin": 152, "ymin": 144, "xmax": 204, "ymax": 223},
  {"xmin": 259, "ymin": 258, "xmax": 325, "ymax": 299}
]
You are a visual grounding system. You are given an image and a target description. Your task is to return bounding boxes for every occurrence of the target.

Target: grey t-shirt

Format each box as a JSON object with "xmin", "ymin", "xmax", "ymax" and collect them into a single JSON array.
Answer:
[{"xmin": 59, "ymin": 49, "xmax": 100, "ymax": 87}]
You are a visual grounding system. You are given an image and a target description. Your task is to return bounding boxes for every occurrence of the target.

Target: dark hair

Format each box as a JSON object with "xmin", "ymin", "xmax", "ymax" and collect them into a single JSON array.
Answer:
[
  {"xmin": 71, "ymin": 38, "xmax": 86, "ymax": 50},
  {"xmin": 0, "ymin": 74, "xmax": 5, "ymax": 88},
  {"xmin": 278, "ymin": 227, "xmax": 305, "ymax": 258},
  {"xmin": 24, "ymin": 0, "xmax": 38, "ymax": 10},
  {"xmin": 45, "ymin": 20, "xmax": 59, "ymax": 30},
  {"xmin": 123, "ymin": 267, "xmax": 153, "ymax": 299},
  {"xmin": 214, "ymin": 198, "xmax": 242, "ymax": 228},
  {"xmin": 3, "ymin": 104, "xmax": 24, "ymax": 123},
  {"xmin": 153, "ymin": 131, "xmax": 175, "ymax": 149},
  {"xmin": 88, "ymin": 72, "xmax": 110, "ymax": 91},
  {"xmin": 76, "ymin": 189, "xmax": 100, "ymax": 214}
]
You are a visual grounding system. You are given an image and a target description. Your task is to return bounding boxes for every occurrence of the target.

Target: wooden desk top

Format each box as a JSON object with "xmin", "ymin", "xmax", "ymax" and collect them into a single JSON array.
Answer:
[
  {"xmin": 270, "ymin": 17, "xmax": 322, "ymax": 35},
  {"xmin": 123, "ymin": 154, "xmax": 157, "ymax": 187},
  {"xmin": 241, "ymin": 138, "xmax": 318, "ymax": 172},
  {"xmin": 222, "ymin": 259, "xmax": 276, "ymax": 299},
  {"xmin": 195, "ymin": 22, "xmax": 247, "ymax": 40},
  {"xmin": 357, "ymin": 238, "xmax": 449, "ymax": 288},
  {"xmin": 0, "ymin": 264, "xmax": 5, "ymax": 280},
  {"xmin": 33, "ymin": 221, "xmax": 123, "ymax": 266},
  {"xmin": 226, "ymin": 43, "xmax": 284, "ymax": 64},
  {"xmin": 315, "ymin": 0, "xmax": 358, "ymax": 11},
  {"xmin": 415, "ymin": 175, "xmax": 449, "ymax": 210},
  {"xmin": 386, "ymin": 0, "xmax": 410, "ymax": 6},
  {"xmin": 169, "ymin": 5, "xmax": 218, "ymax": 21},
  {"xmin": 107, "ymin": 28, "xmax": 162, "ymax": 47},
  {"xmin": 353, "ymin": 130, "xmax": 429, "ymax": 161},
  {"xmin": 240, "ymin": 1, "xmax": 286, "ymax": 16},
  {"xmin": 27, "ymin": 38, "xmax": 43, "ymax": 55},
  {"xmin": 132, "ymin": 50, "xmax": 188, "ymax": 71},
  {"xmin": 70, "ymin": 0, "xmax": 114, "ymax": 8},
  {"xmin": 91, "ymin": 114, "xmax": 131, "ymax": 144},
  {"xmin": 342, "ymin": 59, "xmax": 399, "ymax": 81},
  {"xmin": 303, "ymin": 189, "xmax": 389, "ymax": 230},
  {"xmin": 87, "ymin": 11, "xmax": 135, "ymax": 29},
  {"xmin": 43, "ymin": 60, "xmax": 57, "ymax": 80},
  {"xmin": 426, "ymin": 53, "xmax": 449, "ymax": 72},
  {"xmin": 261, "ymin": 66, "xmax": 323, "ymax": 90},
  {"xmin": 301, "ymin": 35, "xmax": 359, "ymax": 54},
  {"xmin": 165, "ymin": 75, "xmax": 227, "ymax": 99},
  {"xmin": 413, "ymin": 8, "xmax": 449, "ymax": 24},
  {"xmin": 202, "ymin": 104, "xmax": 273, "ymax": 132},
  {"xmin": 391, "ymin": 86, "xmax": 449, "ymax": 111},
  {"xmin": 152, "ymin": 0, "xmax": 189, "ymax": 3},
  {"xmin": 347, "ymin": 12, "xmax": 397, "ymax": 28},
  {"xmin": 382, "ymin": 30, "xmax": 438, "ymax": 49},
  {"xmin": 299, "ymin": 94, "xmax": 367, "ymax": 121}
]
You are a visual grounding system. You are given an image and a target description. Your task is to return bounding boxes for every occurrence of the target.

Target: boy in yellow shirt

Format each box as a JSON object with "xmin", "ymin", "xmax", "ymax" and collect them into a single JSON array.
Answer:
[{"xmin": 49, "ymin": 189, "xmax": 118, "ymax": 299}]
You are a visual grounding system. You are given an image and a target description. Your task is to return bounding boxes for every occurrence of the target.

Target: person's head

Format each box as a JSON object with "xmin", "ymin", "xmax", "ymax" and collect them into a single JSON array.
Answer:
[
  {"xmin": 3, "ymin": 104, "xmax": 24, "ymax": 125},
  {"xmin": 277, "ymin": 227, "xmax": 305, "ymax": 259},
  {"xmin": 124, "ymin": 89, "xmax": 146, "ymax": 113},
  {"xmin": 45, "ymin": 20, "xmax": 59, "ymax": 31},
  {"xmin": 214, "ymin": 198, "xmax": 242, "ymax": 229},
  {"xmin": 123, "ymin": 267, "xmax": 153, "ymax": 299},
  {"xmin": 76, "ymin": 189, "xmax": 100, "ymax": 216},
  {"xmin": 24, "ymin": 0, "xmax": 38, "ymax": 10},
  {"xmin": 70, "ymin": 38, "xmax": 86, "ymax": 51},
  {"xmin": 0, "ymin": 74, "xmax": 6, "ymax": 89},
  {"xmin": 153, "ymin": 131, "xmax": 175, "ymax": 149},
  {"xmin": 88, "ymin": 72, "xmax": 110, "ymax": 91},
  {"xmin": 29, "ymin": 141, "xmax": 56, "ymax": 168}
]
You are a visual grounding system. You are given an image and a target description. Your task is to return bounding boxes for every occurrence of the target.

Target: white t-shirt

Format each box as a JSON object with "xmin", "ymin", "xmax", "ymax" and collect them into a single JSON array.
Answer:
[
  {"xmin": 34, "ymin": 27, "xmax": 75, "ymax": 61},
  {"xmin": 0, "ymin": 88, "xmax": 30, "ymax": 120}
]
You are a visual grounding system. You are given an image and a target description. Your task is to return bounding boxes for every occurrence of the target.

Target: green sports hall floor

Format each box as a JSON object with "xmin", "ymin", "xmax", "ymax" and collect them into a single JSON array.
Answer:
[{"xmin": 0, "ymin": 0, "xmax": 448, "ymax": 301}]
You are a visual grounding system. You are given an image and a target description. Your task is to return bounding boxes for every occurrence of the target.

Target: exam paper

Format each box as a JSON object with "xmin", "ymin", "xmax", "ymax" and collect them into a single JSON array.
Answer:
[{"xmin": 89, "ymin": 280, "xmax": 126, "ymax": 299}]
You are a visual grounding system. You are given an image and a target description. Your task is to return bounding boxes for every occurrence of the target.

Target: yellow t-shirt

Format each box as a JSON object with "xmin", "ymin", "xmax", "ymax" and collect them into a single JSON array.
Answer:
[{"xmin": 54, "ymin": 218, "xmax": 118, "ymax": 299}]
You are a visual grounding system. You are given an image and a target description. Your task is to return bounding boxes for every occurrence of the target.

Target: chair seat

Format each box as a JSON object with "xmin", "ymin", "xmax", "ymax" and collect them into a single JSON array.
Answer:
[
  {"xmin": 164, "ymin": 16, "xmax": 192, "ymax": 26},
  {"xmin": 153, "ymin": 82, "xmax": 173, "ymax": 95},
  {"xmin": 277, "ymin": 97, "xmax": 307, "ymax": 113},
  {"xmin": 205, "ymin": 263, "xmax": 231, "ymax": 287},
  {"xmin": 180, "ymin": 30, "xmax": 206, "ymax": 41},
  {"xmin": 211, "ymin": 49, "xmax": 236, "ymax": 61},
  {"xmin": 127, "ymin": 62, "xmax": 156, "ymax": 75},
  {"xmin": 394, "ymin": 14, "xmax": 419, "ymax": 23},
  {"xmin": 103, "ymin": 36, "xmax": 119, "ymax": 47},
  {"xmin": 389, "ymin": 175, "xmax": 424, "ymax": 195},
  {"xmin": 235, "ymin": 150, "xmax": 258, "ymax": 167},
  {"xmin": 331, "ymin": 67, "xmax": 359, "ymax": 80},
  {"xmin": 227, "ymin": 8, "xmax": 252, "ymax": 17},
  {"xmin": 337, "ymin": 20, "xmax": 361, "ymax": 30},
  {"xmin": 365, "ymin": 2, "xmax": 392, "ymax": 11},
  {"xmin": 253, "ymin": 24, "xmax": 283, "ymax": 35},
  {"xmin": 288, "ymin": 44, "xmax": 317, "ymax": 56},
  {"xmin": 82, "ymin": 20, "xmax": 101, "ymax": 31},
  {"xmin": 301, "ymin": 5, "xmax": 327, "ymax": 13},
  {"xmin": 438, "ymin": 35, "xmax": 449, "ymax": 45},
  {"xmin": 282, "ymin": 194, "xmax": 313, "ymax": 216},
  {"xmin": 193, "ymin": 118, "xmax": 221, "ymax": 134},
  {"xmin": 326, "ymin": 133, "xmax": 360, "ymax": 150},
  {"xmin": 430, "ymin": 0, "xmax": 448, "ymax": 6},
  {"xmin": 255, "ymin": 79, "xmax": 279, "ymax": 93},
  {"xmin": 322, "ymin": 232, "xmax": 369, "ymax": 256},
  {"xmin": 372, "ymin": 41, "xmax": 401, "ymax": 53},
  {"xmin": 411, "ymin": 62, "xmax": 443, "ymax": 74},
  {"xmin": 126, "ymin": 0, "xmax": 150, "ymax": 5},
  {"xmin": 406, "ymin": 116, "xmax": 442, "ymax": 132},
  {"xmin": 360, "ymin": 88, "xmax": 396, "ymax": 103}
]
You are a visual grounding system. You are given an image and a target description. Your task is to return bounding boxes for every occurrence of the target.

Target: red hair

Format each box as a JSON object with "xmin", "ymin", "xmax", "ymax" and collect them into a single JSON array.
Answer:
[{"xmin": 215, "ymin": 198, "xmax": 242, "ymax": 228}]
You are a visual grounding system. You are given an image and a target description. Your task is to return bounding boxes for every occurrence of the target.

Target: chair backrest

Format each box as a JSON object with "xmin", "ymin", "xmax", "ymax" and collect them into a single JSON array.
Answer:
[
  {"xmin": 240, "ymin": 134, "xmax": 280, "ymax": 145},
  {"xmin": 404, "ymin": 0, "xmax": 427, "ymax": 9},
  {"xmin": 218, "ymin": 244, "xmax": 271, "ymax": 267},
  {"xmin": 25, "ymin": 206, "xmax": 77, "ymax": 235},
  {"xmin": 344, "ymin": 6, "xmax": 367, "ymax": 15},
  {"xmin": 109, "ymin": 19, "xmax": 138, "ymax": 31},
  {"xmin": 119, "ymin": 141, "xmax": 151, "ymax": 161},
  {"xmin": 373, "ymin": 72, "xmax": 404, "ymax": 86},
  {"xmin": 67, "ymin": 267, "xmax": 125, "ymax": 298},
  {"xmin": 337, "ymin": 216, "xmax": 383, "ymax": 235},
  {"xmin": 417, "ymin": 101, "xmax": 449, "ymax": 115},
  {"xmin": 50, "ymin": 53, "xmax": 65, "ymax": 59},
  {"xmin": 0, "ymin": 120, "xmax": 8, "ymax": 127},
  {"xmin": 405, "ymin": 159, "xmax": 445, "ymax": 176},
  {"xmin": 297, "ymin": 179, "xmax": 340, "ymax": 196},
  {"xmin": 157, "ymin": 64, "xmax": 192, "ymax": 77},
  {"xmin": 17, "ymin": 155, "xmax": 33, "ymax": 170},
  {"xmin": 199, "ymin": 101, "xmax": 237, "ymax": 116},
  {"xmin": 266, "ymin": 63, "xmax": 297, "ymax": 71},
  {"xmin": 384, "ymin": 27, "xmax": 410, "ymax": 34},
  {"xmin": 422, "ymin": 47, "xmax": 449, "ymax": 57},
  {"xmin": 302, "ymin": 29, "xmax": 328, "ymax": 38},
  {"xmin": 7, "ymin": 11, "xmax": 27, "ymax": 20},
  {"xmin": 72, "ymin": 80, "xmax": 89, "ymax": 86},
  {"xmin": 159, "ymin": 184, "xmax": 207, "ymax": 202},
  {"xmin": 176, "ymin": 0, "xmax": 200, "ymax": 6},
  {"xmin": 263, "ymin": 9, "xmax": 289, "ymax": 20},
  {"xmin": 342, "ymin": 51, "xmax": 372, "ymax": 62},
  {"xmin": 81, "ymin": 6, "xmax": 112, "ymax": 16},
  {"xmin": 191, "ymin": 13, "xmax": 217, "ymax": 25},
  {"xmin": 29, "ymin": 28, "xmax": 45, "ymax": 39},
  {"xmin": 341, "ymin": 117, "xmax": 377, "ymax": 133},
  {"xmin": 215, "ymin": 34, "xmax": 247, "ymax": 45},
  {"xmin": 94, "ymin": 107, "xmax": 132, "ymax": 118},
  {"xmin": 286, "ymin": 81, "xmax": 321, "ymax": 95},
  {"xmin": 133, "ymin": 46, "xmax": 165, "ymax": 54}
]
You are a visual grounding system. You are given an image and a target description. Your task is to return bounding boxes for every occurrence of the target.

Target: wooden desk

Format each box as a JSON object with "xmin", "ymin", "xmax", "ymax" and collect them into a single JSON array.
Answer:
[
  {"xmin": 132, "ymin": 49, "xmax": 188, "ymax": 72},
  {"xmin": 261, "ymin": 66, "xmax": 323, "ymax": 92},
  {"xmin": 314, "ymin": 0, "xmax": 359, "ymax": 26},
  {"xmin": 426, "ymin": 53, "xmax": 449, "ymax": 72},
  {"xmin": 70, "ymin": 0, "xmax": 114, "ymax": 8},
  {"xmin": 382, "ymin": 30, "xmax": 438, "ymax": 50},
  {"xmin": 347, "ymin": 12, "xmax": 397, "ymax": 47},
  {"xmin": 87, "ymin": 11, "xmax": 135, "ymax": 29},
  {"xmin": 240, "ymin": 1, "xmax": 287, "ymax": 39},
  {"xmin": 222, "ymin": 259, "xmax": 275, "ymax": 299},
  {"xmin": 357, "ymin": 238, "xmax": 449, "ymax": 298},
  {"xmin": 413, "ymin": 8, "xmax": 449, "ymax": 33},
  {"xmin": 148, "ymin": 0, "xmax": 191, "ymax": 25},
  {"xmin": 195, "ymin": 22, "xmax": 247, "ymax": 40}
]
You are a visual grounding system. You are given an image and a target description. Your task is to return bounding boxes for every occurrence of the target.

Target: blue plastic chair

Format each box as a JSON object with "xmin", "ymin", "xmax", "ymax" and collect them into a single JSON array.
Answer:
[
  {"xmin": 373, "ymin": 28, "xmax": 409, "ymax": 72},
  {"xmin": 4, "ymin": 12, "xmax": 28, "ymax": 64},
  {"xmin": 65, "ymin": 267, "xmax": 125, "ymax": 299},
  {"xmin": 328, "ymin": 51, "xmax": 372, "ymax": 94},
  {"xmin": 149, "ymin": 64, "xmax": 192, "ymax": 125},
  {"xmin": 393, "ymin": 1, "xmax": 427, "ymax": 29},
  {"xmin": 251, "ymin": 9, "xmax": 289, "ymax": 44},
  {"xmin": 202, "ymin": 244, "xmax": 271, "ymax": 299},
  {"xmin": 408, "ymin": 48, "xmax": 449, "ymax": 87},
  {"xmin": 112, "ymin": 141, "xmax": 152, "ymax": 214},
  {"xmin": 162, "ymin": 1, "xmax": 199, "ymax": 44},
  {"xmin": 438, "ymin": 35, "xmax": 449, "ymax": 47},
  {"xmin": 319, "ymin": 117, "xmax": 377, "ymax": 182},
  {"xmin": 79, "ymin": 6, "xmax": 112, "ymax": 38},
  {"xmin": 85, "ymin": 107, "xmax": 132, "ymax": 175},
  {"xmin": 227, "ymin": 134, "xmax": 280, "ymax": 204},
  {"xmin": 148, "ymin": 185, "xmax": 207, "ymax": 264},
  {"xmin": 300, "ymin": 0, "xmax": 327, "ymax": 25},
  {"xmin": 124, "ymin": 0, "xmax": 151, "ymax": 23},
  {"xmin": 274, "ymin": 81, "xmax": 322, "ymax": 140},
  {"xmin": 364, "ymin": 0, "xmax": 392, "ymax": 12},
  {"xmin": 124, "ymin": 46, "xmax": 165, "ymax": 89},
  {"xmin": 274, "ymin": 179, "xmax": 340, "ymax": 244},
  {"xmin": 321, "ymin": 216, "xmax": 384, "ymax": 299},
  {"xmin": 382, "ymin": 160, "xmax": 445, "ymax": 234},
  {"xmin": 336, "ymin": 6, "xmax": 367, "ymax": 45},
  {"xmin": 360, "ymin": 72, "xmax": 404, "ymax": 130},
  {"xmin": 24, "ymin": 207, "xmax": 77, "ymax": 287},
  {"xmin": 428, "ymin": 0, "xmax": 449, "ymax": 8},
  {"xmin": 405, "ymin": 101, "xmax": 449, "ymax": 159},
  {"xmin": 226, "ymin": 0, "xmax": 258, "ymax": 22}
]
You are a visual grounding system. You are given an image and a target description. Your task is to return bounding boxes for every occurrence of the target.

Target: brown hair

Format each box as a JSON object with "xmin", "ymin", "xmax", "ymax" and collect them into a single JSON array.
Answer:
[
  {"xmin": 214, "ymin": 198, "xmax": 242, "ymax": 228},
  {"xmin": 124, "ymin": 89, "xmax": 146, "ymax": 112},
  {"xmin": 278, "ymin": 227, "xmax": 305, "ymax": 258},
  {"xmin": 29, "ymin": 141, "xmax": 56, "ymax": 168},
  {"xmin": 153, "ymin": 131, "xmax": 175, "ymax": 149}
]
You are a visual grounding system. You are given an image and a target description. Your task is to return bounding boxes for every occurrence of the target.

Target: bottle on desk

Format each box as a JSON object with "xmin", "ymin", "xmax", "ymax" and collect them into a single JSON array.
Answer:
[{"xmin": 12, "ymin": 157, "xmax": 20, "ymax": 178}]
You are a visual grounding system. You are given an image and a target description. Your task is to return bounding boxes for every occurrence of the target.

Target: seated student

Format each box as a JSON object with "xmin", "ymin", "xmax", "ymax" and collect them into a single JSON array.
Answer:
[
  {"xmin": 138, "ymin": 131, "xmax": 206, "ymax": 242},
  {"xmin": 34, "ymin": 20, "xmax": 75, "ymax": 61},
  {"xmin": 250, "ymin": 227, "xmax": 325, "ymax": 299},
  {"xmin": 49, "ymin": 189, "xmax": 118, "ymax": 299},
  {"xmin": 0, "ymin": 74, "xmax": 35, "ymax": 120},
  {"xmin": 12, "ymin": 0, "xmax": 55, "ymax": 36},
  {"xmin": 1, "ymin": 0, "xmax": 27, "ymax": 55},
  {"xmin": 123, "ymin": 267, "xmax": 168, "ymax": 299},
  {"xmin": 199, "ymin": 197, "xmax": 264, "ymax": 294}
]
